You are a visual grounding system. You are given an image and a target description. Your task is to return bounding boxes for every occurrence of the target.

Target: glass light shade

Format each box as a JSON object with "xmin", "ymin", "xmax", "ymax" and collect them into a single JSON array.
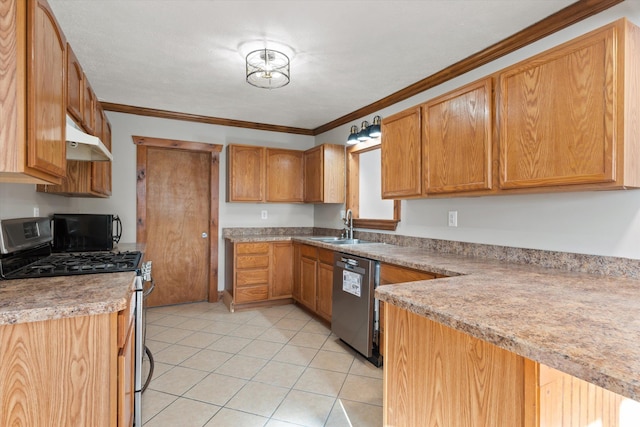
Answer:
[
  {"xmin": 357, "ymin": 121, "xmax": 371, "ymax": 141},
  {"xmin": 246, "ymin": 49, "xmax": 290, "ymax": 89},
  {"xmin": 347, "ymin": 125, "xmax": 359, "ymax": 145},
  {"xmin": 368, "ymin": 115, "xmax": 382, "ymax": 138}
]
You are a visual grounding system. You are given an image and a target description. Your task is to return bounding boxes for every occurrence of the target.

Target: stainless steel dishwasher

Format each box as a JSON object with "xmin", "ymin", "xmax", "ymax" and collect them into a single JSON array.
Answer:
[{"xmin": 331, "ymin": 252, "xmax": 382, "ymax": 366}]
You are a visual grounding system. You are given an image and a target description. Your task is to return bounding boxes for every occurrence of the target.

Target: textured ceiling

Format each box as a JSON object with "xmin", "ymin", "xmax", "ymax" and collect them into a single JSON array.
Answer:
[{"xmin": 48, "ymin": 0, "xmax": 577, "ymax": 130}]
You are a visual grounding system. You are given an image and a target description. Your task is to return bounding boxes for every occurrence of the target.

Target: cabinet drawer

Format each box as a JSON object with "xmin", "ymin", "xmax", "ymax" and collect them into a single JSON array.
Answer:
[
  {"xmin": 117, "ymin": 290, "xmax": 135, "ymax": 349},
  {"xmin": 300, "ymin": 244, "xmax": 318, "ymax": 259},
  {"xmin": 235, "ymin": 285, "xmax": 269, "ymax": 302},
  {"xmin": 237, "ymin": 269, "xmax": 269, "ymax": 286},
  {"xmin": 237, "ymin": 255, "xmax": 269, "ymax": 269},
  {"xmin": 317, "ymin": 248, "xmax": 334, "ymax": 264},
  {"xmin": 237, "ymin": 242, "xmax": 270, "ymax": 255}
]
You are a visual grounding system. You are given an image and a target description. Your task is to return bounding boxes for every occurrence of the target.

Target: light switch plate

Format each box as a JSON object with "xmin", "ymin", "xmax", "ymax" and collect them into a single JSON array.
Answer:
[
  {"xmin": 261, "ymin": 210, "xmax": 268, "ymax": 220},
  {"xmin": 448, "ymin": 211, "xmax": 458, "ymax": 227}
]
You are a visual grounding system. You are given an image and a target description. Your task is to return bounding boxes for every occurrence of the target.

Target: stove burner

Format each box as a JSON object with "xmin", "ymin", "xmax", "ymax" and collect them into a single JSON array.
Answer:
[{"xmin": 1, "ymin": 250, "xmax": 143, "ymax": 280}]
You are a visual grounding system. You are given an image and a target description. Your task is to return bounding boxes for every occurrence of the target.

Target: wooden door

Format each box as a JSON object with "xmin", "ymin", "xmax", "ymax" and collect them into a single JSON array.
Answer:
[
  {"xmin": 303, "ymin": 146, "xmax": 323, "ymax": 202},
  {"xmin": 423, "ymin": 78, "xmax": 492, "ymax": 194},
  {"xmin": 271, "ymin": 242, "xmax": 293, "ymax": 299},
  {"xmin": 266, "ymin": 148, "xmax": 304, "ymax": 202},
  {"xmin": 27, "ymin": 0, "xmax": 66, "ymax": 179},
  {"xmin": 498, "ymin": 25, "xmax": 616, "ymax": 189},
  {"xmin": 227, "ymin": 144, "xmax": 265, "ymax": 202},
  {"xmin": 299, "ymin": 255, "xmax": 317, "ymax": 311},
  {"xmin": 134, "ymin": 136, "xmax": 222, "ymax": 306},
  {"xmin": 381, "ymin": 107, "xmax": 422, "ymax": 198}
]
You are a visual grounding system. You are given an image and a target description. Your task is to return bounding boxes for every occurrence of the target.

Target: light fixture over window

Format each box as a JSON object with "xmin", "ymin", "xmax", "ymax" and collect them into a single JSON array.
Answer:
[
  {"xmin": 246, "ymin": 48, "xmax": 290, "ymax": 89},
  {"xmin": 346, "ymin": 116, "xmax": 383, "ymax": 144}
]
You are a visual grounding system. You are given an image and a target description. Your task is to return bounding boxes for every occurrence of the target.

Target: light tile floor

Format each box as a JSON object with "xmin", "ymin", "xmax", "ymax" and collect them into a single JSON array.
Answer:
[{"xmin": 142, "ymin": 301, "xmax": 383, "ymax": 427}]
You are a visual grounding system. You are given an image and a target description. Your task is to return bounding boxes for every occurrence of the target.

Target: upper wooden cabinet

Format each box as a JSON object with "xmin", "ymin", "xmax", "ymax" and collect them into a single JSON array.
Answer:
[
  {"xmin": 66, "ymin": 43, "xmax": 83, "ymax": 124},
  {"xmin": 381, "ymin": 107, "xmax": 422, "ymax": 198},
  {"xmin": 303, "ymin": 144, "xmax": 345, "ymax": 203},
  {"xmin": 227, "ymin": 144, "xmax": 266, "ymax": 202},
  {"xmin": 423, "ymin": 78, "xmax": 493, "ymax": 194},
  {"xmin": 266, "ymin": 148, "xmax": 304, "ymax": 202},
  {"xmin": 498, "ymin": 19, "xmax": 640, "ymax": 190},
  {"xmin": 0, "ymin": 0, "xmax": 67, "ymax": 184},
  {"xmin": 91, "ymin": 110, "xmax": 112, "ymax": 196},
  {"xmin": 83, "ymin": 79, "xmax": 97, "ymax": 135}
]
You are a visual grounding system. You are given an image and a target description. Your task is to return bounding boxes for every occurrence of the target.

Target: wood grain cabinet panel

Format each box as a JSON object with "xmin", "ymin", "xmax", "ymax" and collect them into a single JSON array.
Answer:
[
  {"xmin": 381, "ymin": 107, "xmax": 422, "ymax": 198},
  {"xmin": 498, "ymin": 19, "xmax": 640, "ymax": 190},
  {"xmin": 293, "ymin": 244, "xmax": 334, "ymax": 322},
  {"xmin": 0, "ymin": 0, "xmax": 67, "ymax": 184},
  {"xmin": 66, "ymin": 43, "xmax": 83, "ymax": 124},
  {"xmin": 224, "ymin": 240, "xmax": 294, "ymax": 310},
  {"xmin": 266, "ymin": 148, "xmax": 304, "ymax": 202},
  {"xmin": 303, "ymin": 144, "xmax": 345, "ymax": 203},
  {"xmin": 227, "ymin": 144, "xmax": 266, "ymax": 202},
  {"xmin": 423, "ymin": 78, "xmax": 493, "ymax": 194}
]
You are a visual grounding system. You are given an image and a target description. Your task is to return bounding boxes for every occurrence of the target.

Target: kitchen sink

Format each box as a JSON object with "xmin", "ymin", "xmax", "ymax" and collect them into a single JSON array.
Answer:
[{"xmin": 311, "ymin": 237, "xmax": 373, "ymax": 245}]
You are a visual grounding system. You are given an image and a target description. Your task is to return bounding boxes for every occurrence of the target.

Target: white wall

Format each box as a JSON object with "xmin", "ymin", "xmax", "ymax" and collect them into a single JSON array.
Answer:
[
  {"xmin": 314, "ymin": 1, "xmax": 640, "ymax": 260},
  {"xmin": 0, "ymin": 182, "xmax": 79, "ymax": 218}
]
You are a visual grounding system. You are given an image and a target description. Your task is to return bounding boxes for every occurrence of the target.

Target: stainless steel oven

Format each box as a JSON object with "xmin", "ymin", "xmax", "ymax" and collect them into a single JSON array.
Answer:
[{"xmin": 331, "ymin": 252, "xmax": 382, "ymax": 366}]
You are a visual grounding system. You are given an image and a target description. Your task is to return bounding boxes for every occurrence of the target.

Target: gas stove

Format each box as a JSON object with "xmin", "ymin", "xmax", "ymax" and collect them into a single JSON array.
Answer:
[{"xmin": 0, "ymin": 217, "xmax": 141, "ymax": 280}]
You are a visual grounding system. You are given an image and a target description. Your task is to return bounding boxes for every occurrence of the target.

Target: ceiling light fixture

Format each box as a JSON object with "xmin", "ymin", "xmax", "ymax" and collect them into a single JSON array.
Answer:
[
  {"xmin": 246, "ymin": 48, "xmax": 290, "ymax": 89},
  {"xmin": 346, "ymin": 116, "xmax": 383, "ymax": 144}
]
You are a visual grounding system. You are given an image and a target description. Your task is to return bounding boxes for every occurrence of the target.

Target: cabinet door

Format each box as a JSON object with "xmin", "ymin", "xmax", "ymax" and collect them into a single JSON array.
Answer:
[
  {"xmin": 227, "ymin": 144, "xmax": 265, "ymax": 202},
  {"xmin": 299, "ymin": 256, "xmax": 318, "ymax": 311},
  {"xmin": 83, "ymin": 79, "xmax": 96, "ymax": 134},
  {"xmin": 381, "ymin": 107, "xmax": 422, "ymax": 198},
  {"xmin": 498, "ymin": 26, "xmax": 616, "ymax": 189},
  {"xmin": 66, "ymin": 43, "xmax": 83, "ymax": 124},
  {"xmin": 316, "ymin": 262, "xmax": 333, "ymax": 322},
  {"xmin": 292, "ymin": 243, "xmax": 302, "ymax": 301},
  {"xmin": 266, "ymin": 148, "xmax": 303, "ymax": 202},
  {"xmin": 423, "ymin": 78, "xmax": 492, "ymax": 194},
  {"xmin": 271, "ymin": 242, "xmax": 293, "ymax": 299},
  {"xmin": 304, "ymin": 146, "xmax": 323, "ymax": 202},
  {"xmin": 27, "ymin": 0, "xmax": 67, "ymax": 179},
  {"xmin": 91, "ymin": 107, "xmax": 111, "ymax": 196}
]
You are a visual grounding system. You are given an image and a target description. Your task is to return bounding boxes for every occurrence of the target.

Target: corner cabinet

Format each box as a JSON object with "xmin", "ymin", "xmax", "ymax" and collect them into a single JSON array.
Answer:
[
  {"xmin": 0, "ymin": 0, "xmax": 67, "ymax": 185},
  {"xmin": 498, "ymin": 19, "xmax": 640, "ymax": 191},
  {"xmin": 223, "ymin": 240, "xmax": 294, "ymax": 311},
  {"xmin": 303, "ymin": 144, "xmax": 345, "ymax": 203}
]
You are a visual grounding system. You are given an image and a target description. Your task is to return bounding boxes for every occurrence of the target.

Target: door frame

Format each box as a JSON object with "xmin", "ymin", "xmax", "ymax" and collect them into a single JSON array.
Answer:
[{"xmin": 133, "ymin": 135, "xmax": 223, "ymax": 302}]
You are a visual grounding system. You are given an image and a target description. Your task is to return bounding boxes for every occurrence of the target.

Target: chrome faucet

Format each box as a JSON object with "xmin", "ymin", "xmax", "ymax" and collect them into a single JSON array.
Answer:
[{"xmin": 344, "ymin": 209, "xmax": 354, "ymax": 239}]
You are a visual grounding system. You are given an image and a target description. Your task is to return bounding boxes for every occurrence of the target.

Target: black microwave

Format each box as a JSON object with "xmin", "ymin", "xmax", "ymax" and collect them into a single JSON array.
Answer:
[{"xmin": 52, "ymin": 214, "xmax": 122, "ymax": 252}]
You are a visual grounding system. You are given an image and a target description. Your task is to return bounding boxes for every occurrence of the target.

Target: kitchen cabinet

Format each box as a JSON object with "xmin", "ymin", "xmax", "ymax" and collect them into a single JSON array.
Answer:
[
  {"xmin": 36, "ymin": 104, "xmax": 112, "ymax": 197},
  {"xmin": 423, "ymin": 77, "xmax": 493, "ymax": 194},
  {"xmin": 384, "ymin": 303, "xmax": 636, "ymax": 427},
  {"xmin": 378, "ymin": 263, "xmax": 440, "ymax": 357},
  {"xmin": 381, "ymin": 107, "xmax": 422, "ymax": 198},
  {"xmin": 498, "ymin": 19, "xmax": 640, "ymax": 191},
  {"xmin": 227, "ymin": 144, "xmax": 265, "ymax": 202},
  {"xmin": 0, "ymin": 286, "xmax": 135, "ymax": 426},
  {"xmin": 303, "ymin": 144, "xmax": 345, "ymax": 203},
  {"xmin": 83, "ymin": 79, "xmax": 97, "ymax": 135},
  {"xmin": 66, "ymin": 43, "xmax": 83, "ymax": 125},
  {"xmin": 227, "ymin": 145, "xmax": 304, "ymax": 203},
  {"xmin": 0, "ymin": 0, "xmax": 67, "ymax": 185},
  {"xmin": 294, "ymin": 244, "xmax": 333, "ymax": 322},
  {"xmin": 266, "ymin": 148, "xmax": 304, "ymax": 202},
  {"xmin": 223, "ymin": 240, "xmax": 294, "ymax": 311}
]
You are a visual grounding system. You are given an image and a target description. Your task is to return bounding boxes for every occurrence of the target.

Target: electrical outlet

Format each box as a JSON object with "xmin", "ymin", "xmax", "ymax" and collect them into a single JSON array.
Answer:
[
  {"xmin": 33, "ymin": 207, "xmax": 40, "ymax": 217},
  {"xmin": 340, "ymin": 210, "xmax": 346, "ymax": 219},
  {"xmin": 261, "ymin": 210, "xmax": 268, "ymax": 220},
  {"xmin": 448, "ymin": 211, "xmax": 458, "ymax": 227}
]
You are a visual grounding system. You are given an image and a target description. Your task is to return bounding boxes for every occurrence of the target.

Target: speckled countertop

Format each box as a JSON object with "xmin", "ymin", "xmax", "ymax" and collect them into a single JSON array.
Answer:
[
  {"xmin": 0, "ymin": 243, "xmax": 145, "ymax": 325},
  {"xmin": 228, "ymin": 234, "xmax": 640, "ymax": 401}
]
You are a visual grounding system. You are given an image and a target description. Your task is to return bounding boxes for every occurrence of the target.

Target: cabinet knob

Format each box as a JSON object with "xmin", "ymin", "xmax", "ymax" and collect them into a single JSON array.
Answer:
[{"xmin": 201, "ymin": 232, "xmax": 208, "ymax": 238}]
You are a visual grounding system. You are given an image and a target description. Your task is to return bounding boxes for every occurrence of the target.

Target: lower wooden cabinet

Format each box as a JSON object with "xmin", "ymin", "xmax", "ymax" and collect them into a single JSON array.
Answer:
[
  {"xmin": 384, "ymin": 304, "xmax": 639, "ymax": 427},
  {"xmin": 293, "ymin": 244, "xmax": 334, "ymax": 322},
  {"xmin": 378, "ymin": 262, "xmax": 440, "ymax": 356},
  {"xmin": 0, "ymin": 287, "xmax": 136, "ymax": 426},
  {"xmin": 224, "ymin": 240, "xmax": 293, "ymax": 311}
]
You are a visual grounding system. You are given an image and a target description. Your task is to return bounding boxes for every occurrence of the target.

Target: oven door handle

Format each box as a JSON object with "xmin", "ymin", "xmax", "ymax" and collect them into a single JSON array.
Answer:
[{"xmin": 143, "ymin": 279, "xmax": 155, "ymax": 297}]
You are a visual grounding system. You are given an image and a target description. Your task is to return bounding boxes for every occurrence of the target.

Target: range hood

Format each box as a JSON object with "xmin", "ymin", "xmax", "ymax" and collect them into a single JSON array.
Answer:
[{"xmin": 65, "ymin": 116, "xmax": 113, "ymax": 162}]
